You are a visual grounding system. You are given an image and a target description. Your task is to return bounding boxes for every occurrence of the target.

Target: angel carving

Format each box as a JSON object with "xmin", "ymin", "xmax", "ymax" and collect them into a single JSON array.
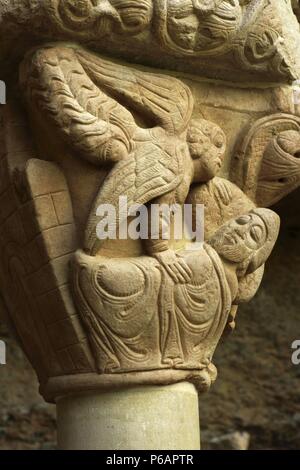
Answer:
[{"xmin": 20, "ymin": 45, "xmax": 226, "ymax": 283}]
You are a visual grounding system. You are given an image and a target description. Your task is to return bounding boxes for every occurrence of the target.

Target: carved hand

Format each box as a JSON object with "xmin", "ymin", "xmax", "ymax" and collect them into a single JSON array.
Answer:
[
  {"xmin": 154, "ymin": 249, "xmax": 192, "ymax": 284},
  {"xmin": 214, "ymin": 178, "xmax": 232, "ymax": 205}
]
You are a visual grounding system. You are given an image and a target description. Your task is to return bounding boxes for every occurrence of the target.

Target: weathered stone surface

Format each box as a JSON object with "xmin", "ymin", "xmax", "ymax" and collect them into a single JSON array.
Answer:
[
  {"xmin": 1, "ymin": 1, "xmax": 300, "ymax": 83},
  {"xmin": 0, "ymin": 1, "xmax": 298, "ymax": 420},
  {"xmin": 2, "ymin": 193, "xmax": 300, "ymax": 449},
  {"xmin": 57, "ymin": 384, "xmax": 200, "ymax": 450}
]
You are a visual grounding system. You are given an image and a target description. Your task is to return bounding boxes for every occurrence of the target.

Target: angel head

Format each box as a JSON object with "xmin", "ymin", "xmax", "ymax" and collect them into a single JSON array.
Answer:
[
  {"xmin": 208, "ymin": 208, "xmax": 280, "ymax": 277},
  {"xmin": 187, "ymin": 119, "xmax": 226, "ymax": 182}
]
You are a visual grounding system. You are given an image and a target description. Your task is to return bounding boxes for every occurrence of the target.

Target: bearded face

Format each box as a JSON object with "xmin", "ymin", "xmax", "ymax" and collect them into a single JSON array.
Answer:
[{"xmin": 208, "ymin": 212, "xmax": 268, "ymax": 266}]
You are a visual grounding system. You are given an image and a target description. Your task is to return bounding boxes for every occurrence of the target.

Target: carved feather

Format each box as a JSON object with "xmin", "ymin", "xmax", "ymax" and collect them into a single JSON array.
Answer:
[
  {"xmin": 84, "ymin": 140, "xmax": 184, "ymax": 254},
  {"xmin": 20, "ymin": 45, "xmax": 193, "ymax": 255},
  {"xmin": 20, "ymin": 45, "xmax": 194, "ymax": 168},
  {"xmin": 75, "ymin": 48, "xmax": 194, "ymax": 135},
  {"xmin": 20, "ymin": 46, "xmax": 136, "ymax": 165}
]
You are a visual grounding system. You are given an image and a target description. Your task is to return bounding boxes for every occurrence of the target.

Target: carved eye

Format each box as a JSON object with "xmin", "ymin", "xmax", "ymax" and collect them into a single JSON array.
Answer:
[
  {"xmin": 236, "ymin": 215, "xmax": 251, "ymax": 225},
  {"xmin": 250, "ymin": 225, "xmax": 264, "ymax": 244}
]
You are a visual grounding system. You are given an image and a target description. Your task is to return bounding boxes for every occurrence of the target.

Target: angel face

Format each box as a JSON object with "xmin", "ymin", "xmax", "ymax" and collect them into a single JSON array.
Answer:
[{"xmin": 187, "ymin": 119, "xmax": 226, "ymax": 182}]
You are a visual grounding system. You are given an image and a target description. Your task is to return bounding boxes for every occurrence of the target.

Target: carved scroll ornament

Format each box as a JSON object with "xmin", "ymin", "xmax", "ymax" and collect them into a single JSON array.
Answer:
[{"xmin": 1, "ymin": 0, "xmax": 300, "ymax": 82}]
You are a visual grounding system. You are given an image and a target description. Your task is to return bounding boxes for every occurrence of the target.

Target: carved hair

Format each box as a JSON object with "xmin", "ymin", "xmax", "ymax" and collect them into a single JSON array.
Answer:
[
  {"xmin": 186, "ymin": 118, "xmax": 226, "ymax": 160},
  {"xmin": 246, "ymin": 209, "xmax": 280, "ymax": 274}
]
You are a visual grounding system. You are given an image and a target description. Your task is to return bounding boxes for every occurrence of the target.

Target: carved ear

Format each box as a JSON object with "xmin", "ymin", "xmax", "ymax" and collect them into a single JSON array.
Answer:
[{"xmin": 246, "ymin": 209, "xmax": 280, "ymax": 275}]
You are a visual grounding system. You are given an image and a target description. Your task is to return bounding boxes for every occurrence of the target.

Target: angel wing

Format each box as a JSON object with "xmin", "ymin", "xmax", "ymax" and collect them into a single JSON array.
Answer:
[
  {"xmin": 19, "ymin": 46, "xmax": 137, "ymax": 165},
  {"xmin": 75, "ymin": 48, "xmax": 194, "ymax": 136},
  {"xmin": 84, "ymin": 141, "xmax": 185, "ymax": 255},
  {"xmin": 20, "ymin": 45, "xmax": 194, "ymax": 167}
]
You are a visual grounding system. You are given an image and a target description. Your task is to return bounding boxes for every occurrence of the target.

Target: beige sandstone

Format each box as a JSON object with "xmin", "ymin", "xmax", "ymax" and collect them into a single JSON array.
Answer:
[
  {"xmin": 0, "ymin": 0, "xmax": 300, "ymax": 449},
  {"xmin": 57, "ymin": 383, "xmax": 200, "ymax": 450}
]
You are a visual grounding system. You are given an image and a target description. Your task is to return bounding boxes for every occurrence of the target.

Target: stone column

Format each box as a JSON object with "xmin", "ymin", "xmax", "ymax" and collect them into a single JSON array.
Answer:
[{"xmin": 56, "ymin": 383, "xmax": 200, "ymax": 450}]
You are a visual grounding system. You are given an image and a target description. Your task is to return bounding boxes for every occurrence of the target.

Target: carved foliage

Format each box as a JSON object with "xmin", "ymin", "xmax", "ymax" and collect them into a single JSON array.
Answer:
[
  {"xmin": 45, "ymin": 0, "xmax": 154, "ymax": 37},
  {"xmin": 155, "ymin": 0, "xmax": 242, "ymax": 56},
  {"xmin": 13, "ymin": 1, "xmax": 295, "ymax": 81},
  {"xmin": 232, "ymin": 114, "xmax": 300, "ymax": 207}
]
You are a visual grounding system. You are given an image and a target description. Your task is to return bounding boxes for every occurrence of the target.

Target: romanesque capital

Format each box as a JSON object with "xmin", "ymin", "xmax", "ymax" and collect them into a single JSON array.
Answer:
[{"xmin": 1, "ymin": 1, "xmax": 299, "ymax": 405}]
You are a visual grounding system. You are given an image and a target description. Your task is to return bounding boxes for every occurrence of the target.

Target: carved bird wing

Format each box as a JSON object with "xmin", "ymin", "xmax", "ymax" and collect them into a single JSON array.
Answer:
[
  {"xmin": 84, "ymin": 141, "xmax": 185, "ymax": 255},
  {"xmin": 75, "ymin": 48, "xmax": 194, "ymax": 135},
  {"xmin": 19, "ymin": 46, "xmax": 137, "ymax": 166}
]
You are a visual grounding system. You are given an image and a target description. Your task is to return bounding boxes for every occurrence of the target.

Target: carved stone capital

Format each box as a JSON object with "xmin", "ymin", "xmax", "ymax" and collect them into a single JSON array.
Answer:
[{"xmin": 0, "ymin": 36, "xmax": 286, "ymax": 402}]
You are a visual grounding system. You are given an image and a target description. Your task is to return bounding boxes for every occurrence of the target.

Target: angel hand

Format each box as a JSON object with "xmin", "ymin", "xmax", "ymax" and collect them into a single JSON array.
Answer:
[{"xmin": 154, "ymin": 249, "xmax": 192, "ymax": 284}]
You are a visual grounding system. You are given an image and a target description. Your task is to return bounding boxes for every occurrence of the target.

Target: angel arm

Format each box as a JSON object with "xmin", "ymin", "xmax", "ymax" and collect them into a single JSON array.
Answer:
[
  {"xmin": 19, "ymin": 46, "xmax": 137, "ymax": 166},
  {"xmin": 144, "ymin": 191, "xmax": 192, "ymax": 283},
  {"xmin": 144, "ymin": 191, "xmax": 176, "ymax": 255}
]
